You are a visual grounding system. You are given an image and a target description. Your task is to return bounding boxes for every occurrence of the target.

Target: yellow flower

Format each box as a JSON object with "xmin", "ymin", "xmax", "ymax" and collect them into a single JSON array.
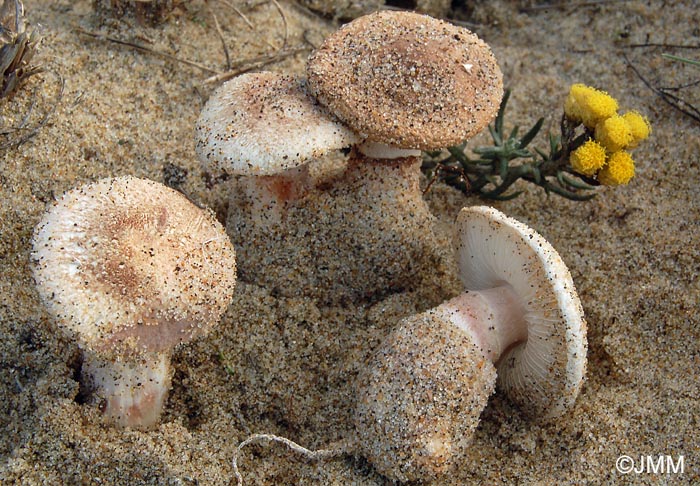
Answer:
[
  {"xmin": 564, "ymin": 84, "xmax": 592, "ymax": 122},
  {"xmin": 622, "ymin": 111, "xmax": 651, "ymax": 148},
  {"xmin": 570, "ymin": 139, "xmax": 607, "ymax": 176},
  {"xmin": 598, "ymin": 151, "xmax": 635, "ymax": 186},
  {"xmin": 595, "ymin": 115, "xmax": 633, "ymax": 152},
  {"xmin": 564, "ymin": 84, "xmax": 618, "ymax": 128}
]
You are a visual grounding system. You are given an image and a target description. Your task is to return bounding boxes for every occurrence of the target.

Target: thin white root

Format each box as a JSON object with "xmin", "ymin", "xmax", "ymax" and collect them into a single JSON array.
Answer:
[{"xmin": 232, "ymin": 433, "xmax": 347, "ymax": 486}]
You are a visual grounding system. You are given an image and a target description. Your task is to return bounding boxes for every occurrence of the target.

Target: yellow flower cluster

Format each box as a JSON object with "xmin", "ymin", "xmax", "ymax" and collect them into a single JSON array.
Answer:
[
  {"xmin": 622, "ymin": 111, "xmax": 652, "ymax": 148},
  {"xmin": 598, "ymin": 151, "xmax": 635, "ymax": 186},
  {"xmin": 595, "ymin": 115, "xmax": 632, "ymax": 152},
  {"xmin": 570, "ymin": 140, "xmax": 606, "ymax": 176},
  {"xmin": 565, "ymin": 84, "xmax": 651, "ymax": 186},
  {"xmin": 564, "ymin": 84, "xmax": 617, "ymax": 128}
]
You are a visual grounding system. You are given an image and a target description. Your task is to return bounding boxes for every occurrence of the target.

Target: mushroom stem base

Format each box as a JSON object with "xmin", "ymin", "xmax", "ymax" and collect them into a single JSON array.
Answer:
[
  {"xmin": 227, "ymin": 152, "xmax": 447, "ymax": 304},
  {"xmin": 355, "ymin": 309, "xmax": 496, "ymax": 482},
  {"xmin": 82, "ymin": 350, "xmax": 172, "ymax": 429},
  {"xmin": 236, "ymin": 164, "xmax": 313, "ymax": 226}
]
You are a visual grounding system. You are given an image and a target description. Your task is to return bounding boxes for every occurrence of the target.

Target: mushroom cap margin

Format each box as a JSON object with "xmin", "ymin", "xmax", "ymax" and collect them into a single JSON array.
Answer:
[
  {"xmin": 195, "ymin": 72, "xmax": 359, "ymax": 176},
  {"xmin": 455, "ymin": 205, "xmax": 587, "ymax": 419}
]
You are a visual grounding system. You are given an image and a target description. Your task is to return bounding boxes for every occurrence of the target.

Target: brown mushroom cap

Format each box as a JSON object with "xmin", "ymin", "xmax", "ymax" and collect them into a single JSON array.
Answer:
[
  {"xmin": 195, "ymin": 72, "xmax": 359, "ymax": 176},
  {"xmin": 306, "ymin": 10, "xmax": 503, "ymax": 150},
  {"xmin": 31, "ymin": 176, "xmax": 237, "ymax": 356}
]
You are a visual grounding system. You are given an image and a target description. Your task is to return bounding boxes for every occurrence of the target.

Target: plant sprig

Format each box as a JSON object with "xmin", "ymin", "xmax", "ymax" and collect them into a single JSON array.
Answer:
[
  {"xmin": 422, "ymin": 89, "xmax": 598, "ymax": 201},
  {"xmin": 661, "ymin": 53, "xmax": 700, "ymax": 67}
]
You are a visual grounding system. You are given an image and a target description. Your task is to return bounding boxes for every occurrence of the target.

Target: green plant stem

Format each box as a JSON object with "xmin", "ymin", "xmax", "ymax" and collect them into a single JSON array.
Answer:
[{"xmin": 421, "ymin": 92, "xmax": 600, "ymax": 201}]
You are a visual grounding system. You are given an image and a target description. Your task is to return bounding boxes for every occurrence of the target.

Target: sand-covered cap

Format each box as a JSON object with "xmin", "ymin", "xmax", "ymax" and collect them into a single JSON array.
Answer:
[
  {"xmin": 195, "ymin": 71, "xmax": 359, "ymax": 176},
  {"xmin": 455, "ymin": 206, "xmax": 587, "ymax": 418},
  {"xmin": 306, "ymin": 10, "xmax": 503, "ymax": 150},
  {"xmin": 31, "ymin": 176, "xmax": 237, "ymax": 356}
]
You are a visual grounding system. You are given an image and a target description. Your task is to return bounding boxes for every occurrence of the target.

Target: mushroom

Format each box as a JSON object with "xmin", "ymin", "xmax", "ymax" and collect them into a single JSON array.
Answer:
[
  {"xmin": 31, "ymin": 176, "xmax": 237, "ymax": 428},
  {"xmin": 196, "ymin": 71, "xmax": 384, "ymax": 302},
  {"xmin": 355, "ymin": 206, "xmax": 587, "ymax": 482},
  {"xmin": 195, "ymin": 71, "xmax": 359, "ymax": 225},
  {"xmin": 301, "ymin": 10, "xmax": 503, "ymax": 302}
]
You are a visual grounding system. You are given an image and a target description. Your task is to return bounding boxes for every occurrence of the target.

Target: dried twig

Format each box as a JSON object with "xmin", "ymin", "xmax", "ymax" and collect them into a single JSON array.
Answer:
[
  {"xmin": 205, "ymin": 0, "xmax": 232, "ymax": 70},
  {"xmin": 78, "ymin": 2, "xmax": 309, "ymax": 90},
  {"xmin": 219, "ymin": 0, "xmax": 254, "ymax": 29},
  {"xmin": 658, "ymin": 78, "xmax": 700, "ymax": 92},
  {"xmin": 218, "ymin": 0, "xmax": 277, "ymax": 50},
  {"xmin": 627, "ymin": 43, "xmax": 700, "ymax": 49},
  {"xmin": 271, "ymin": 0, "xmax": 289, "ymax": 50},
  {"xmin": 0, "ymin": 70, "xmax": 64, "ymax": 151},
  {"xmin": 445, "ymin": 18, "xmax": 481, "ymax": 30},
  {"xmin": 623, "ymin": 53, "xmax": 699, "ymax": 124},
  {"xmin": 520, "ymin": 0, "xmax": 628, "ymax": 12},
  {"xmin": 202, "ymin": 45, "xmax": 310, "ymax": 85},
  {"xmin": 75, "ymin": 28, "xmax": 221, "ymax": 75}
]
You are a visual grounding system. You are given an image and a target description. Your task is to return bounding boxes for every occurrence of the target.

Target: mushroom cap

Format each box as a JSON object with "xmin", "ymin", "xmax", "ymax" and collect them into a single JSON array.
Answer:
[
  {"xmin": 31, "ymin": 176, "xmax": 237, "ymax": 356},
  {"xmin": 306, "ymin": 10, "xmax": 503, "ymax": 150},
  {"xmin": 455, "ymin": 206, "xmax": 587, "ymax": 419},
  {"xmin": 195, "ymin": 72, "xmax": 359, "ymax": 176}
]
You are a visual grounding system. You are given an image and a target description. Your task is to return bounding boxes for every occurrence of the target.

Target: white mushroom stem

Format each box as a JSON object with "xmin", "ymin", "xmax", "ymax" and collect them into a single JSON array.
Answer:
[
  {"xmin": 342, "ymin": 151, "xmax": 429, "ymax": 217},
  {"xmin": 434, "ymin": 284, "xmax": 529, "ymax": 364},
  {"xmin": 82, "ymin": 350, "xmax": 172, "ymax": 429},
  {"xmin": 236, "ymin": 164, "xmax": 313, "ymax": 226},
  {"xmin": 354, "ymin": 206, "xmax": 587, "ymax": 482},
  {"xmin": 344, "ymin": 144, "xmax": 425, "ymax": 211},
  {"xmin": 357, "ymin": 140, "xmax": 421, "ymax": 159}
]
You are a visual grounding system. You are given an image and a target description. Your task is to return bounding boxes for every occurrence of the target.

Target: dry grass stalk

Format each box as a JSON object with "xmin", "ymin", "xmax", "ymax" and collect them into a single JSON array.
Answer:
[
  {"xmin": 0, "ymin": 0, "xmax": 42, "ymax": 99},
  {"xmin": 93, "ymin": 0, "xmax": 184, "ymax": 25}
]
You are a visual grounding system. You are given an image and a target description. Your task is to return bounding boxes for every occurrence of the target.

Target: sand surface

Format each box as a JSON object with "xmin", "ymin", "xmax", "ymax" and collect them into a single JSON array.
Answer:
[{"xmin": 1, "ymin": 0, "xmax": 698, "ymax": 484}]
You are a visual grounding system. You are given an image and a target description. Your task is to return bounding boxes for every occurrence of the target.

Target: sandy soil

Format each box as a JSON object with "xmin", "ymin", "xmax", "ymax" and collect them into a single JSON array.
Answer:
[{"xmin": 0, "ymin": 0, "xmax": 698, "ymax": 484}]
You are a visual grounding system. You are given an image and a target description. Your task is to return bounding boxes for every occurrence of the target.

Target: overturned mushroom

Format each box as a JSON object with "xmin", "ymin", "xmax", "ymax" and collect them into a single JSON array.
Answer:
[
  {"xmin": 355, "ymin": 206, "xmax": 587, "ymax": 482},
  {"xmin": 31, "ymin": 176, "xmax": 237, "ymax": 428}
]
